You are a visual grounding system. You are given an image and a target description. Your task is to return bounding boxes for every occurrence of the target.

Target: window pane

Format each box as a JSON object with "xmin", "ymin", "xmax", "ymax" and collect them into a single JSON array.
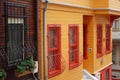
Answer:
[
  {"xmin": 50, "ymin": 29, "xmax": 57, "ymax": 48},
  {"xmin": 106, "ymin": 70, "xmax": 109, "ymax": 80},
  {"xmin": 115, "ymin": 20, "xmax": 119, "ymax": 29},
  {"xmin": 70, "ymin": 46, "xmax": 75, "ymax": 62},
  {"xmin": 97, "ymin": 25, "xmax": 102, "ymax": 55},
  {"xmin": 49, "ymin": 50, "xmax": 57, "ymax": 70},
  {"xmin": 70, "ymin": 28, "xmax": 75, "ymax": 44},
  {"xmin": 112, "ymin": 45, "xmax": 116, "ymax": 64},
  {"xmin": 106, "ymin": 26, "xmax": 110, "ymax": 51}
]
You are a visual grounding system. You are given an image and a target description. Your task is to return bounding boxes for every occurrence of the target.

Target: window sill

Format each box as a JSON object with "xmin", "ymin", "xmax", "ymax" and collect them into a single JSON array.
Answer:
[
  {"xmin": 48, "ymin": 69, "xmax": 61, "ymax": 78},
  {"xmin": 69, "ymin": 63, "xmax": 80, "ymax": 70}
]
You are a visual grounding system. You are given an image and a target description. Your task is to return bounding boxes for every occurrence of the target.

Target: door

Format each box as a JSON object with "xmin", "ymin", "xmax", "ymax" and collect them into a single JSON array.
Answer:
[
  {"xmin": 7, "ymin": 24, "xmax": 24, "ymax": 67},
  {"xmin": 83, "ymin": 24, "xmax": 88, "ymax": 59}
]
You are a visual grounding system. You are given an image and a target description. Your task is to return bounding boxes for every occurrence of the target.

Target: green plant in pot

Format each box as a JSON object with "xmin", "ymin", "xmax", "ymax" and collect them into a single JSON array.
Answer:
[
  {"xmin": 0, "ymin": 68, "xmax": 7, "ymax": 80},
  {"xmin": 16, "ymin": 55, "xmax": 36, "ymax": 74}
]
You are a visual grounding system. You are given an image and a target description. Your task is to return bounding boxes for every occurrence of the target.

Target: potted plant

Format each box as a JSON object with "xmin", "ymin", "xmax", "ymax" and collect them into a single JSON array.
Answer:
[
  {"xmin": 0, "ymin": 68, "xmax": 7, "ymax": 80},
  {"xmin": 15, "ymin": 55, "xmax": 36, "ymax": 77}
]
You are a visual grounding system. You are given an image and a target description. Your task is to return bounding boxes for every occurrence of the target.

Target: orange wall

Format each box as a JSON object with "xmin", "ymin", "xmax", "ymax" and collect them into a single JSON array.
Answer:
[
  {"xmin": 40, "ymin": 1, "xmax": 113, "ymax": 80},
  {"xmin": 41, "ymin": 4, "xmax": 84, "ymax": 80},
  {"xmin": 47, "ymin": 9, "xmax": 83, "ymax": 80},
  {"xmin": 109, "ymin": 0, "xmax": 120, "ymax": 10},
  {"xmin": 93, "ymin": 15, "xmax": 112, "ymax": 74},
  {"xmin": 93, "ymin": 0, "xmax": 108, "ymax": 8},
  {"xmin": 83, "ymin": 16, "xmax": 94, "ymax": 73},
  {"xmin": 50, "ymin": 0, "xmax": 92, "ymax": 8},
  {"xmin": 83, "ymin": 15, "xmax": 112, "ymax": 74}
]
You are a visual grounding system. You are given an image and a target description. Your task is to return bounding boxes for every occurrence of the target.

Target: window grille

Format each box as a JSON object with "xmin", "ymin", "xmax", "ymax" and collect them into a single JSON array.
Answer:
[
  {"xmin": 69, "ymin": 24, "xmax": 79, "ymax": 69},
  {"xmin": 47, "ymin": 24, "xmax": 62, "ymax": 78},
  {"xmin": 2, "ymin": 2, "xmax": 37, "ymax": 68},
  {"xmin": 97, "ymin": 24, "xmax": 103, "ymax": 58}
]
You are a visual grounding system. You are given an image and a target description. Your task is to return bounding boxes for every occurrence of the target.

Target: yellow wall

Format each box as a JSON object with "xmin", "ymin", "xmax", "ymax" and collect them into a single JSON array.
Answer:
[
  {"xmin": 93, "ymin": 15, "xmax": 112, "ymax": 73},
  {"xmin": 50, "ymin": 0, "xmax": 92, "ymax": 8},
  {"xmin": 40, "ymin": 1, "xmax": 114, "ymax": 80},
  {"xmin": 83, "ymin": 16, "xmax": 94, "ymax": 73},
  {"xmin": 40, "ymin": 4, "xmax": 84, "ymax": 80},
  {"xmin": 47, "ymin": 9, "xmax": 83, "ymax": 80},
  {"xmin": 109, "ymin": 0, "xmax": 120, "ymax": 10},
  {"xmin": 83, "ymin": 15, "xmax": 112, "ymax": 74},
  {"xmin": 93, "ymin": 0, "xmax": 108, "ymax": 8}
]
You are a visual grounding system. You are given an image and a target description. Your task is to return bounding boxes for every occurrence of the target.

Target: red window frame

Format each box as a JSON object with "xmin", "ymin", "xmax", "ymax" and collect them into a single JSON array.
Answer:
[
  {"xmin": 106, "ymin": 24, "xmax": 112, "ymax": 54},
  {"xmin": 101, "ymin": 65, "xmax": 112, "ymax": 80},
  {"xmin": 83, "ymin": 24, "xmax": 88, "ymax": 59},
  {"xmin": 47, "ymin": 24, "xmax": 61, "ymax": 78},
  {"xmin": 97, "ymin": 24, "xmax": 103, "ymax": 58},
  {"xmin": 68, "ymin": 24, "xmax": 79, "ymax": 70}
]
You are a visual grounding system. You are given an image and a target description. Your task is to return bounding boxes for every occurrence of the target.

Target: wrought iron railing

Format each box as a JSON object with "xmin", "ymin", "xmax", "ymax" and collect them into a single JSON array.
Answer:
[
  {"xmin": 70, "ymin": 49, "xmax": 79, "ymax": 63},
  {"xmin": 48, "ymin": 53, "xmax": 66, "ymax": 77},
  {"xmin": 0, "ymin": 46, "xmax": 8, "ymax": 67},
  {"xmin": 0, "ymin": 40, "xmax": 37, "ymax": 69}
]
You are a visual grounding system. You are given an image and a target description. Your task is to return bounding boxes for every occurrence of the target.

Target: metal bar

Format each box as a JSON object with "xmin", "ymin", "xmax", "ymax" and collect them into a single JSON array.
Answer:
[{"xmin": 5, "ymin": 2, "xmax": 26, "ymax": 8}]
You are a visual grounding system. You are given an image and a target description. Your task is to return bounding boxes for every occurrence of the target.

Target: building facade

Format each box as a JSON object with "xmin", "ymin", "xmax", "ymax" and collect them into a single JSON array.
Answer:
[
  {"xmin": 112, "ymin": 18, "xmax": 120, "ymax": 80},
  {"xmin": 0, "ymin": 0, "xmax": 120, "ymax": 80},
  {"xmin": 40, "ymin": 0, "xmax": 120, "ymax": 80},
  {"xmin": 0, "ymin": 0, "xmax": 40, "ymax": 80}
]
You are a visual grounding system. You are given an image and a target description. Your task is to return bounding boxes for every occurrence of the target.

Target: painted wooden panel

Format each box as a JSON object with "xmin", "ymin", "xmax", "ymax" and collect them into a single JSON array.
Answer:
[
  {"xmin": 94, "ymin": 15, "xmax": 112, "ymax": 73},
  {"xmin": 83, "ymin": 15, "xmax": 112, "ymax": 74},
  {"xmin": 109, "ymin": 0, "xmax": 120, "ymax": 10},
  {"xmin": 46, "ymin": 10, "xmax": 83, "ymax": 80},
  {"xmin": 50, "ymin": 0, "xmax": 92, "ymax": 8},
  {"xmin": 93, "ymin": 0, "xmax": 108, "ymax": 8},
  {"xmin": 83, "ymin": 16, "xmax": 94, "ymax": 73}
]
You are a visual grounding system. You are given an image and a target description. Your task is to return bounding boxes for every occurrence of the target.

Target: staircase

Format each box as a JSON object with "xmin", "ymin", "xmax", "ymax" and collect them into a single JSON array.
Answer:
[{"xmin": 83, "ymin": 69, "xmax": 98, "ymax": 80}]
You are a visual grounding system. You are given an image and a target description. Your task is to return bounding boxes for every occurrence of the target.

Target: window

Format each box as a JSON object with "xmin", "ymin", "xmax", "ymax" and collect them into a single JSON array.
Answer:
[
  {"xmin": 112, "ymin": 45, "xmax": 117, "ymax": 64},
  {"xmin": 4, "ymin": 2, "xmax": 27, "ymax": 67},
  {"xmin": 47, "ymin": 24, "xmax": 61, "ymax": 78},
  {"xmin": 69, "ymin": 24, "xmax": 79, "ymax": 69},
  {"xmin": 106, "ymin": 24, "xmax": 111, "ymax": 54},
  {"xmin": 100, "ymin": 66, "xmax": 112, "ymax": 80},
  {"xmin": 106, "ymin": 70, "xmax": 109, "ymax": 80},
  {"xmin": 97, "ymin": 24, "xmax": 103, "ymax": 58},
  {"xmin": 112, "ymin": 19, "xmax": 120, "ymax": 30}
]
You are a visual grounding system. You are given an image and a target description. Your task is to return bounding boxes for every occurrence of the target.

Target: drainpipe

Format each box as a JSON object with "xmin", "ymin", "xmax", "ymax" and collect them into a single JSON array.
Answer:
[{"xmin": 43, "ymin": 0, "xmax": 49, "ymax": 80}]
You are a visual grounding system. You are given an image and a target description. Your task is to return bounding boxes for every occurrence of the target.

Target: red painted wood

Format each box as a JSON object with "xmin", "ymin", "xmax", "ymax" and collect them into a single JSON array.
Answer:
[
  {"xmin": 68, "ymin": 24, "xmax": 80, "ymax": 70},
  {"xmin": 97, "ymin": 24, "xmax": 103, "ymax": 58},
  {"xmin": 106, "ymin": 24, "xmax": 112, "ymax": 54},
  {"xmin": 47, "ymin": 24, "xmax": 61, "ymax": 78},
  {"xmin": 110, "ymin": 16, "xmax": 120, "ymax": 26},
  {"xmin": 112, "ymin": 78, "xmax": 120, "ymax": 80},
  {"xmin": 100, "ymin": 65, "xmax": 112, "ymax": 80}
]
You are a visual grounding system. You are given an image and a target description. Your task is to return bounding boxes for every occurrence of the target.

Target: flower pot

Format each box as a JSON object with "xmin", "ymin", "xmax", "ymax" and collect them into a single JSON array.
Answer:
[
  {"xmin": 15, "ymin": 70, "xmax": 31, "ymax": 77},
  {"xmin": 0, "ymin": 78, "xmax": 4, "ymax": 80}
]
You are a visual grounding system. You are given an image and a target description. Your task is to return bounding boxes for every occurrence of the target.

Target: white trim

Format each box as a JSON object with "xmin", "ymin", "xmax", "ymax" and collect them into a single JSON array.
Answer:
[
  {"xmin": 83, "ymin": 69, "xmax": 98, "ymax": 80},
  {"xmin": 93, "ymin": 62, "xmax": 112, "ymax": 74},
  {"xmin": 43, "ymin": 1, "xmax": 120, "ymax": 12}
]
